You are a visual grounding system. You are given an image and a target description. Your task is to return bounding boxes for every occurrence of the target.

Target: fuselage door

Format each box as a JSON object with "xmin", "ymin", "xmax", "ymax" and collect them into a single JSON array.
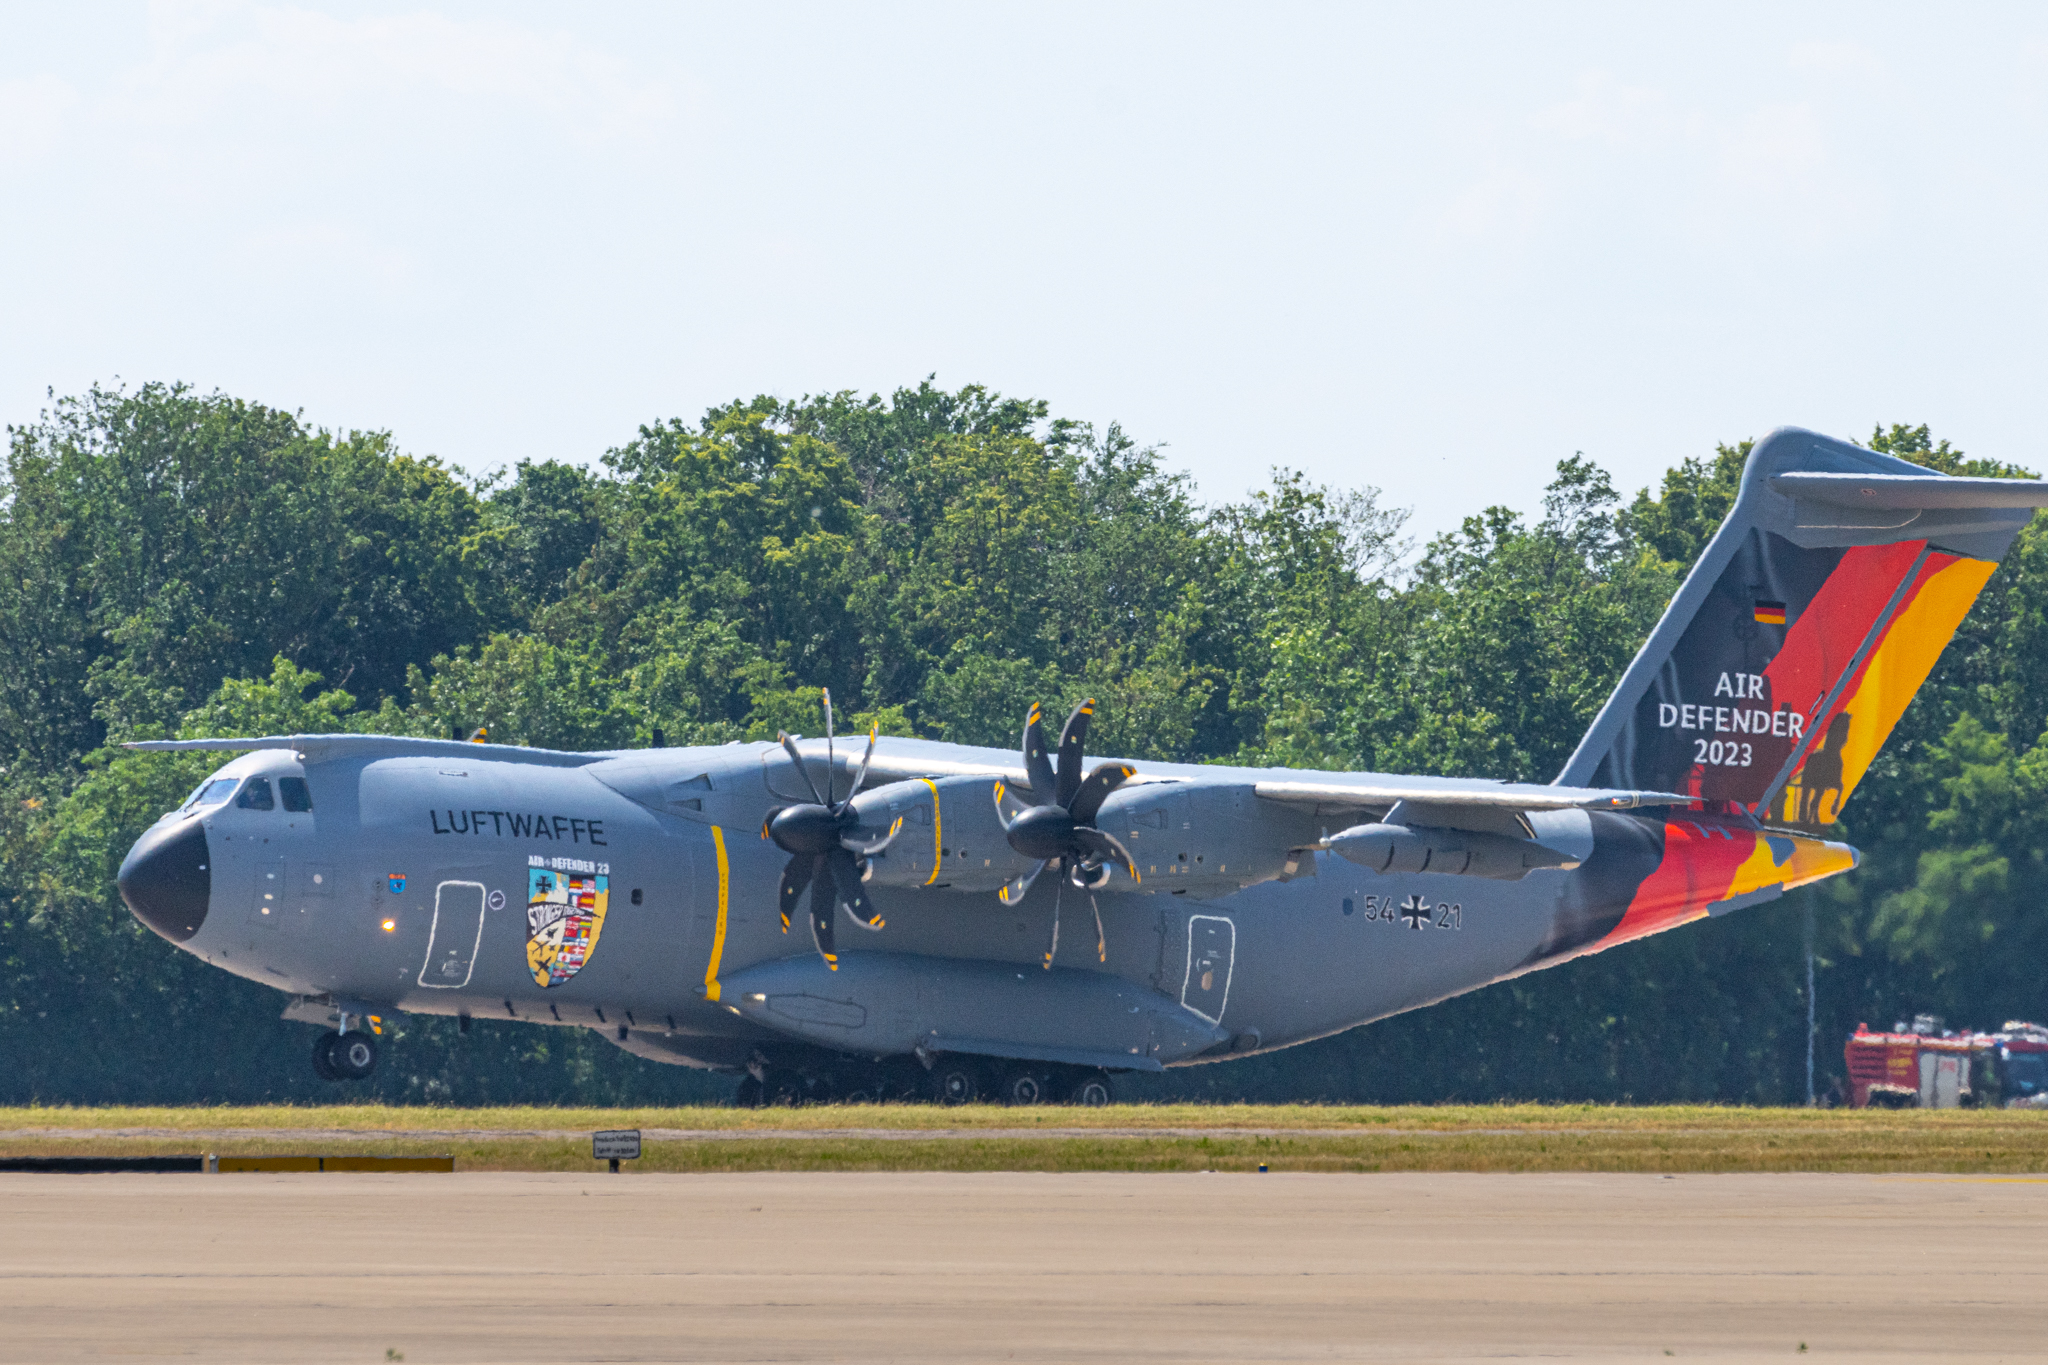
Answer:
[
  {"xmin": 1181, "ymin": 914, "xmax": 1236, "ymax": 1024},
  {"xmin": 248, "ymin": 854, "xmax": 285, "ymax": 933},
  {"xmin": 419, "ymin": 880, "xmax": 487, "ymax": 989}
]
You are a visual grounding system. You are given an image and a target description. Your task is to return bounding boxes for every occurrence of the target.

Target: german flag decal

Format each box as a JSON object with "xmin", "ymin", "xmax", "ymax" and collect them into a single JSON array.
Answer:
[{"xmin": 1753, "ymin": 600, "xmax": 1787, "ymax": 625}]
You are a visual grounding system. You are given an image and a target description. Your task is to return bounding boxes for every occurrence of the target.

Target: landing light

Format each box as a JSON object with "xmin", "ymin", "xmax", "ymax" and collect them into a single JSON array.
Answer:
[{"xmin": 381, "ymin": 918, "xmax": 396, "ymax": 932}]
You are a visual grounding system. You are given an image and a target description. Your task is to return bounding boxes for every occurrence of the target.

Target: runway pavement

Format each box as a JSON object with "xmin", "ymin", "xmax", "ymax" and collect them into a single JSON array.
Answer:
[{"xmin": 2, "ymin": 1171, "xmax": 2042, "ymax": 1362}]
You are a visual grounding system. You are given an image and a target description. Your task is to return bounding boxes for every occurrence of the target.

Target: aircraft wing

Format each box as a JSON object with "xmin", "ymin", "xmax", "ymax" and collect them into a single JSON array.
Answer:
[
  {"xmin": 1250, "ymin": 779, "xmax": 1691, "ymax": 812},
  {"xmin": 850, "ymin": 739, "xmax": 1690, "ymax": 815},
  {"xmin": 121, "ymin": 734, "xmax": 604, "ymax": 767}
]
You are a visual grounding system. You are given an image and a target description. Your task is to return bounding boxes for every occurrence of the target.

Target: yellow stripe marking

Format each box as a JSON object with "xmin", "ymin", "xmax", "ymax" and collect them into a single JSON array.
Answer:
[
  {"xmin": 1829, "ymin": 555, "xmax": 1996, "ymax": 812},
  {"xmin": 921, "ymin": 777, "xmax": 941, "ymax": 885},
  {"xmin": 703, "ymin": 825, "xmax": 730, "ymax": 1002}
]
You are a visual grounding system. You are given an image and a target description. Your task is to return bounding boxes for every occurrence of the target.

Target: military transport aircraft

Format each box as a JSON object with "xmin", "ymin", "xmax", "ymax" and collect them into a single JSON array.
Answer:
[{"xmin": 115, "ymin": 427, "xmax": 2048, "ymax": 1104}]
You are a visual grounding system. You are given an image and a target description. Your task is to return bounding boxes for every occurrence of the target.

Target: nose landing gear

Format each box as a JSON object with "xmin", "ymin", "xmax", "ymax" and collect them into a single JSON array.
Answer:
[{"xmin": 312, "ymin": 1030, "xmax": 379, "ymax": 1082}]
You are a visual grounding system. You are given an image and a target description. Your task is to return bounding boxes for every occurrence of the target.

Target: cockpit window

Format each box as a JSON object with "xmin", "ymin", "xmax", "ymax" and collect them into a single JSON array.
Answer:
[
  {"xmin": 279, "ymin": 776, "xmax": 313, "ymax": 812},
  {"xmin": 235, "ymin": 776, "xmax": 275, "ymax": 811},
  {"xmin": 184, "ymin": 778, "xmax": 240, "ymax": 811}
]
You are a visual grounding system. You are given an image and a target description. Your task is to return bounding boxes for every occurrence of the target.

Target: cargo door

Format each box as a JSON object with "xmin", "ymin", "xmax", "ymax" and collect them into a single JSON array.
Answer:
[
  {"xmin": 419, "ymin": 880, "xmax": 487, "ymax": 989},
  {"xmin": 1180, "ymin": 915, "xmax": 1235, "ymax": 1024}
]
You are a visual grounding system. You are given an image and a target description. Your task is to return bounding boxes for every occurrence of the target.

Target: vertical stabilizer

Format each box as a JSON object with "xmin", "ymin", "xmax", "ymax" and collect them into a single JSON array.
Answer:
[{"xmin": 1558, "ymin": 427, "xmax": 2048, "ymax": 830}]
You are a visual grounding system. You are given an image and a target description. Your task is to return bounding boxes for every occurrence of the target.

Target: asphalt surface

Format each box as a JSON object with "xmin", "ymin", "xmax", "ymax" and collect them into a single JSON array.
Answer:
[{"xmin": 1, "ymin": 1171, "xmax": 2042, "ymax": 1362}]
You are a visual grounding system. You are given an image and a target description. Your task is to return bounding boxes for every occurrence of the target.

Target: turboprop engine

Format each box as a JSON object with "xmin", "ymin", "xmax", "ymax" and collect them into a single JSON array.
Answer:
[
  {"xmin": 845, "ymin": 774, "xmax": 1040, "ymax": 894},
  {"xmin": 1091, "ymin": 781, "xmax": 1316, "ymax": 895}
]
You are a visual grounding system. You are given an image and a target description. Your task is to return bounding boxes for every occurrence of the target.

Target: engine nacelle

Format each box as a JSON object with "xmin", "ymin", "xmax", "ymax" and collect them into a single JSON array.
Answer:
[
  {"xmin": 1092, "ymin": 781, "xmax": 1321, "ymax": 896},
  {"xmin": 846, "ymin": 774, "xmax": 1038, "ymax": 893},
  {"xmin": 1324, "ymin": 822, "xmax": 1580, "ymax": 881}
]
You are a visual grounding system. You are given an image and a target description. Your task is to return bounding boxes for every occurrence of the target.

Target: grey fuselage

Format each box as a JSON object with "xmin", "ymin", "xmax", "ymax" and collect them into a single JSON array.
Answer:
[
  {"xmin": 122, "ymin": 426, "xmax": 2046, "ymax": 1081},
  {"xmin": 121, "ymin": 733, "xmax": 1800, "ymax": 1077}
]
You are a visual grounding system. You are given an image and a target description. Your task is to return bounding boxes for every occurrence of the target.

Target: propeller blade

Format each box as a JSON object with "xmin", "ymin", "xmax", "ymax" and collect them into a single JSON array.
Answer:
[
  {"xmin": 1072, "ymin": 827, "xmax": 1139, "ymax": 883},
  {"xmin": 997, "ymin": 859, "xmax": 1048, "ymax": 906},
  {"xmin": 778, "ymin": 732, "xmax": 826, "ymax": 805},
  {"xmin": 1043, "ymin": 877, "xmax": 1064, "ymax": 970},
  {"xmin": 778, "ymin": 853, "xmax": 816, "ymax": 933},
  {"xmin": 1089, "ymin": 890, "xmax": 1106, "ymax": 963},
  {"xmin": 839, "ymin": 816, "xmax": 902, "ymax": 856},
  {"xmin": 821, "ymin": 689, "xmax": 836, "ymax": 805},
  {"xmin": 1054, "ymin": 699, "xmax": 1094, "ymax": 808},
  {"xmin": 809, "ymin": 868, "xmax": 838, "ymax": 969},
  {"xmin": 845, "ymin": 724, "xmax": 879, "ymax": 809},
  {"xmin": 827, "ymin": 846, "xmax": 883, "ymax": 929},
  {"xmin": 1069, "ymin": 761, "xmax": 1135, "ymax": 827},
  {"xmin": 993, "ymin": 780, "xmax": 1020, "ymax": 831},
  {"xmin": 1022, "ymin": 702, "xmax": 1056, "ymax": 805}
]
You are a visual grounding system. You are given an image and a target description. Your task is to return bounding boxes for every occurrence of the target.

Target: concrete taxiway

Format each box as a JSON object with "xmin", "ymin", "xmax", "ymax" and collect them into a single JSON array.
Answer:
[{"xmin": 1, "ymin": 1171, "xmax": 2042, "ymax": 1362}]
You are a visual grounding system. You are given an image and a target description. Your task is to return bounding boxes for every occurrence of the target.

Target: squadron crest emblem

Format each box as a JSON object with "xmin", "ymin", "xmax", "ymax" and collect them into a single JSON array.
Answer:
[{"xmin": 525, "ymin": 865, "xmax": 608, "ymax": 988}]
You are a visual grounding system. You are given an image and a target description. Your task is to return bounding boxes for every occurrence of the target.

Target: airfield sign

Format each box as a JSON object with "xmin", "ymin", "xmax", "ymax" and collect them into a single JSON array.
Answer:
[{"xmin": 593, "ymin": 1129, "xmax": 640, "ymax": 1172}]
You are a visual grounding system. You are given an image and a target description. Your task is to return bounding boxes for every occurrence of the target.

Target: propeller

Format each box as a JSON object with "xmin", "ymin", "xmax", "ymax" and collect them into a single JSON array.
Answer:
[
  {"xmin": 994, "ymin": 699, "xmax": 1139, "ymax": 968},
  {"xmin": 762, "ymin": 689, "xmax": 902, "ymax": 972}
]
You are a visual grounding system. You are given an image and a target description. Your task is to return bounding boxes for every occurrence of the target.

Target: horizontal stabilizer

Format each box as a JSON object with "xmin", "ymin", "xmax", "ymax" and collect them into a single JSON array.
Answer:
[{"xmin": 1770, "ymin": 471, "xmax": 2048, "ymax": 511}]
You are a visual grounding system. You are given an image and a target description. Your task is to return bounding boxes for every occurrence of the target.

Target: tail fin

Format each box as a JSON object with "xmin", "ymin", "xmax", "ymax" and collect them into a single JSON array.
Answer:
[{"xmin": 1559, "ymin": 426, "xmax": 2048, "ymax": 831}]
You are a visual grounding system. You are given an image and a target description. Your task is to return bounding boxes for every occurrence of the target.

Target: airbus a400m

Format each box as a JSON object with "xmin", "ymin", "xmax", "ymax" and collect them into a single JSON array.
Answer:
[{"xmin": 115, "ymin": 428, "xmax": 2048, "ymax": 1105}]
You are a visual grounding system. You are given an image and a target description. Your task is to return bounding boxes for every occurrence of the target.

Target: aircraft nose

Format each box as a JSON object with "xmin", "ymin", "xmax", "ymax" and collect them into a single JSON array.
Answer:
[{"xmin": 117, "ymin": 818, "xmax": 212, "ymax": 944}]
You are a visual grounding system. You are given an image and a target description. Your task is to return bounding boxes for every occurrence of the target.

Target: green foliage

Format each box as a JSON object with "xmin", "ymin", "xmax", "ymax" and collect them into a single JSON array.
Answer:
[
  {"xmin": 390, "ymin": 636, "xmax": 640, "ymax": 752},
  {"xmin": 1623, "ymin": 441, "xmax": 1750, "ymax": 568},
  {"xmin": 0, "ymin": 383, "xmax": 498, "ymax": 768},
  {"xmin": 2, "ymin": 381, "xmax": 2042, "ymax": 1104}
]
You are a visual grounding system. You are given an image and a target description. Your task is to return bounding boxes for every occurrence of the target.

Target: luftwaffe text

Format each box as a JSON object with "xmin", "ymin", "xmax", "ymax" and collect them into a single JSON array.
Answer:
[{"xmin": 429, "ymin": 810, "xmax": 608, "ymax": 845}]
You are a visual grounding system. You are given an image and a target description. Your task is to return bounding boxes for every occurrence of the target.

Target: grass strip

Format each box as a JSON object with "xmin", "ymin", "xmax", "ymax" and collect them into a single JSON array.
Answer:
[
  {"xmin": 4, "ymin": 1101, "xmax": 2047, "ymax": 1134},
  {"xmin": 0, "ymin": 1105, "xmax": 2044, "ymax": 1173}
]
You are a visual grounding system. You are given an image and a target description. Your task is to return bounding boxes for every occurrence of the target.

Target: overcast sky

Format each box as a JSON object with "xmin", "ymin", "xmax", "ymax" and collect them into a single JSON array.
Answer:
[{"xmin": 4, "ymin": 3, "xmax": 2045, "ymax": 538}]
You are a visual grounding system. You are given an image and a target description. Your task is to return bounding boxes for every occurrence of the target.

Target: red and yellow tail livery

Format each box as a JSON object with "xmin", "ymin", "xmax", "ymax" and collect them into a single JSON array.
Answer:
[{"xmin": 1563, "ymin": 428, "xmax": 2043, "ymax": 834}]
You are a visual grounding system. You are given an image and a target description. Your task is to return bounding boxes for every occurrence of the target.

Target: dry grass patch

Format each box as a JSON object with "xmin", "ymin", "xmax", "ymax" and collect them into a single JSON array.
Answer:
[{"xmin": 0, "ymin": 1104, "xmax": 2044, "ymax": 1172}]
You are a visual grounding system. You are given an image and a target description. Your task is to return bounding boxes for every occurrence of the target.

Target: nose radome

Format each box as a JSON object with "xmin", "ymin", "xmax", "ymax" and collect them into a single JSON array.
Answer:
[{"xmin": 118, "ymin": 818, "xmax": 211, "ymax": 944}]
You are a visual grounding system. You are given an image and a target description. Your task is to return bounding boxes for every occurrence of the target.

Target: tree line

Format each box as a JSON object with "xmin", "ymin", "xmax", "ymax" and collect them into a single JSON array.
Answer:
[{"xmin": 2, "ymin": 379, "xmax": 2042, "ymax": 1104}]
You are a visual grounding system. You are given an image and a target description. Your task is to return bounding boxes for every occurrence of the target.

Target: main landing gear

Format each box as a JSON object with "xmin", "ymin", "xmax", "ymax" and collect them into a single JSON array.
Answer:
[
  {"xmin": 311, "ymin": 1030, "xmax": 379, "ymax": 1082},
  {"xmin": 734, "ymin": 1055, "xmax": 1113, "ymax": 1107}
]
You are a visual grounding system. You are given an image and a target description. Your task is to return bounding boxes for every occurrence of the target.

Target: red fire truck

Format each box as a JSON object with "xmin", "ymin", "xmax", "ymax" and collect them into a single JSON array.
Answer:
[{"xmin": 1844, "ymin": 1018, "xmax": 2048, "ymax": 1108}]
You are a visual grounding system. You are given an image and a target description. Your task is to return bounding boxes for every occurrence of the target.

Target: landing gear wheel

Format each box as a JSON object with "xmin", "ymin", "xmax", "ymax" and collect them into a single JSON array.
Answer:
[
  {"xmin": 927, "ymin": 1058, "xmax": 981, "ymax": 1105},
  {"xmin": 762, "ymin": 1066, "xmax": 808, "ymax": 1107},
  {"xmin": 831, "ymin": 1065, "xmax": 884, "ymax": 1105},
  {"xmin": 875, "ymin": 1056, "xmax": 925, "ymax": 1103},
  {"xmin": 1065, "ymin": 1070, "xmax": 1113, "ymax": 1107},
  {"xmin": 327, "ymin": 1031, "xmax": 379, "ymax": 1081},
  {"xmin": 734, "ymin": 1074, "xmax": 765, "ymax": 1108},
  {"xmin": 311, "ymin": 1033, "xmax": 342, "ymax": 1082},
  {"xmin": 995, "ymin": 1066, "xmax": 1052, "ymax": 1106}
]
